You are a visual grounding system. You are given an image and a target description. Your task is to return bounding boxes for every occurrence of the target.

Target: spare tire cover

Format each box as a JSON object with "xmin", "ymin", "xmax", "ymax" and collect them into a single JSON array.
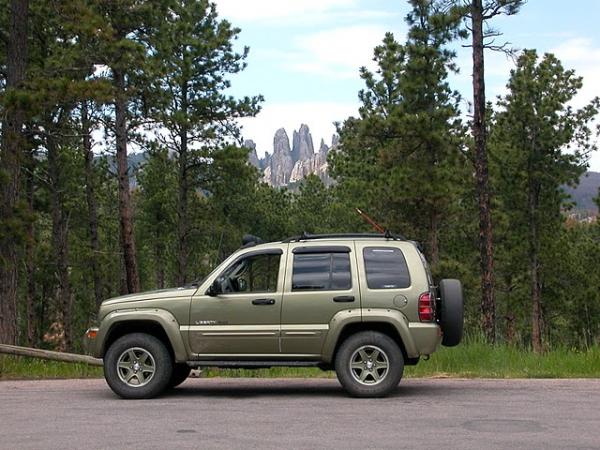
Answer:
[{"xmin": 439, "ymin": 279, "xmax": 464, "ymax": 347}]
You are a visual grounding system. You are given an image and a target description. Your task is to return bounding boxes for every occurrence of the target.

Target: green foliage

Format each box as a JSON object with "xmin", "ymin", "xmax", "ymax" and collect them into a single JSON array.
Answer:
[
  {"xmin": 136, "ymin": 146, "xmax": 178, "ymax": 289},
  {"xmin": 148, "ymin": 0, "xmax": 263, "ymax": 144},
  {"xmin": 490, "ymin": 50, "xmax": 600, "ymax": 347},
  {"xmin": 331, "ymin": 0, "xmax": 470, "ymax": 268},
  {"xmin": 1, "ymin": 0, "xmax": 600, "ymax": 356},
  {"xmin": 408, "ymin": 338, "xmax": 600, "ymax": 378},
  {"xmin": 0, "ymin": 356, "xmax": 102, "ymax": 380}
]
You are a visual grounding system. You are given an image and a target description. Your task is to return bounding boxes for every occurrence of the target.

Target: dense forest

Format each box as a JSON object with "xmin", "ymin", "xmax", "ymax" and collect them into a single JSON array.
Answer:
[{"xmin": 0, "ymin": 0, "xmax": 599, "ymax": 353}]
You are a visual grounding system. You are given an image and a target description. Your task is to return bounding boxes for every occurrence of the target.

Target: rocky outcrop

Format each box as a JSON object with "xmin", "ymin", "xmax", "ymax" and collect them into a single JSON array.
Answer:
[
  {"xmin": 331, "ymin": 134, "xmax": 340, "ymax": 148},
  {"xmin": 292, "ymin": 124, "xmax": 314, "ymax": 163},
  {"xmin": 262, "ymin": 152, "xmax": 272, "ymax": 171},
  {"xmin": 269, "ymin": 128, "xmax": 294, "ymax": 187},
  {"xmin": 319, "ymin": 138, "xmax": 329, "ymax": 157},
  {"xmin": 244, "ymin": 140, "xmax": 260, "ymax": 168},
  {"xmin": 289, "ymin": 153, "xmax": 328, "ymax": 184},
  {"xmin": 248, "ymin": 125, "xmax": 336, "ymax": 188}
]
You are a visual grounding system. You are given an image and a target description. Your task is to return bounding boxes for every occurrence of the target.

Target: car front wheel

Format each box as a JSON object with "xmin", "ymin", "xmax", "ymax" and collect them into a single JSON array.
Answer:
[{"xmin": 104, "ymin": 333, "xmax": 173, "ymax": 399}]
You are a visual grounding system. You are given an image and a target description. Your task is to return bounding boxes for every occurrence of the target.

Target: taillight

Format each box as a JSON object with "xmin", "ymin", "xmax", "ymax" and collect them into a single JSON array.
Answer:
[{"xmin": 418, "ymin": 292, "xmax": 435, "ymax": 322}]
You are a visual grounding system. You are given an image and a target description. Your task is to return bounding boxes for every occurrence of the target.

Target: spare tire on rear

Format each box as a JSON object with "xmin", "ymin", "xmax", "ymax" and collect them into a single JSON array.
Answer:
[{"xmin": 438, "ymin": 279, "xmax": 464, "ymax": 347}]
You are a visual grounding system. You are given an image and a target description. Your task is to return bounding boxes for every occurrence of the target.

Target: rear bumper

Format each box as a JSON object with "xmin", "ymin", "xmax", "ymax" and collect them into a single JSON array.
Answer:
[{"xmin": 408, "ymin": 322, "xmax": 442, "ymax": 356}]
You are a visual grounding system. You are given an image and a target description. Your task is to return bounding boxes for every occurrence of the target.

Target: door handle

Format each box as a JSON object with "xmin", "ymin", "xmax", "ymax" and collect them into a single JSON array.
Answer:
[
  {"xmin": 333, "ymin": 296, "xmax": 355, "ymax": 303},
  {"xmin": 252, "ymin": 298, "xmax": 276, "ymax": 305}
]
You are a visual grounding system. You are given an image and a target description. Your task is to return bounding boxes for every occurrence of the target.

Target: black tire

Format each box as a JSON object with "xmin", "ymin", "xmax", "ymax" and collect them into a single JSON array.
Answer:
[
  {"xmin": 335, "ymin": 331, "xmax": 404, "ymax": 398},
  {"xmin": 169, "ymin": 363, "xmax": 192, "ymax": 389},
  {"xmin": 439, "ymin": 279, "xmax": 464, "ymax": 347},
  {"xmin": 103, "ymin": 333, "xmax": 173, "ymax": 399}
]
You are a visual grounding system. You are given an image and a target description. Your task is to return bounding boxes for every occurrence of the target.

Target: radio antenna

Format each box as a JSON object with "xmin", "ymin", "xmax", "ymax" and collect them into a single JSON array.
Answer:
[{"xmin": 356, "ymin": 208, "xmax": 386, "ymax": 234}]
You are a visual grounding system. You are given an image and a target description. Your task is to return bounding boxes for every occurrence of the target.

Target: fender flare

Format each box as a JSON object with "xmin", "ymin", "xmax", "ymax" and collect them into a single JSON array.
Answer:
[
  {"xmin": 97, "ymin": 308, "xmax": 187, "ymax": 362},
  {"xmin": 321, "ymin": 308, "xmax": 418, "ymax": 363}
]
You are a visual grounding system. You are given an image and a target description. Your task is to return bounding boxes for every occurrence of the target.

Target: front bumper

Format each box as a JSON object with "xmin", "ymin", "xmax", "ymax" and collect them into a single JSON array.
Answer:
[{"xmin": 82, "ymin": 327, "xmax": 100, "ymax": 357}]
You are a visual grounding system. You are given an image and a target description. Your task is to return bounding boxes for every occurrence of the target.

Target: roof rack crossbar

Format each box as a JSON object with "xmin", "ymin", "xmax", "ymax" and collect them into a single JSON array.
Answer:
[{"xmin": 282, "ymin": 232, "xmax": 405, "ymax": 243}]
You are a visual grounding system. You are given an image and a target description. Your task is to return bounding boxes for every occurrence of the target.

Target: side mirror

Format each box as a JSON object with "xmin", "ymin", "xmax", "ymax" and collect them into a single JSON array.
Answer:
[{"xmin": 207, "ymin": 278, "xmax": 223, "ymax": 297}]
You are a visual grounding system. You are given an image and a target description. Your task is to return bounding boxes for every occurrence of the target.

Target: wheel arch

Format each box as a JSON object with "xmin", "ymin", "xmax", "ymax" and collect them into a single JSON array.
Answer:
[
  {"xmin": 322, "ymin": 309, "xmax": 420, "ymax": 365},
  {"xmin": 98, "ymin": 309, "xmax": 187, "ymax": 362},
  {"xmin": 329, "ymin": 322, "xmax": 420, "ymax": 366}
]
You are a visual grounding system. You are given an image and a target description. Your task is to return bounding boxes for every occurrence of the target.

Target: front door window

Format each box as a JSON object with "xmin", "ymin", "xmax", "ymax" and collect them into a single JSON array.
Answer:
[{"xmin": 221, "ymin": 253, "xmax": 280, "ymax": 293}]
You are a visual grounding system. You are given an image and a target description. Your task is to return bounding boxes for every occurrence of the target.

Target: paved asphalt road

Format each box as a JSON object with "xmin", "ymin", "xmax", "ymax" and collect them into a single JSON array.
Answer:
[{"xmin": 0, "ymin": 377, "xmax": 598, "ymax": 450}]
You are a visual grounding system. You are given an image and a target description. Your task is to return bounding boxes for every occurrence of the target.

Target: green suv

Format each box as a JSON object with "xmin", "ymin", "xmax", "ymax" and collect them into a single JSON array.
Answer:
[{"xmin": 85, "ymin": 233, "xmax": 463, "ymax": 399}]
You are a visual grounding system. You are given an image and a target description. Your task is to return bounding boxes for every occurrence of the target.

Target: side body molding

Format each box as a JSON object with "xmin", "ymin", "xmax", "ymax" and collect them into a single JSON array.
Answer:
[{"xmin": 96, "ymin": 308, "xmax": 188, "ymax": 362}]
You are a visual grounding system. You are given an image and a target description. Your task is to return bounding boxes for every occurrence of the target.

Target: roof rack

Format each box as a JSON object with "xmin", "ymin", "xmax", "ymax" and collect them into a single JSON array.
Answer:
[
  {"xmin": 282, "ymin": 231, "xmax": 405, "ymax": 243},
  {"xmin": 241, "ymin": 234, "xmax": 265, "ymax": 248}
]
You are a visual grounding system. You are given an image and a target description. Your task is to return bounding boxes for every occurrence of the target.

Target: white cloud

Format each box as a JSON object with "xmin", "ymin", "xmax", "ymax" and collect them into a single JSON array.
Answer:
[
  {"xmin": 552, "ymin": 38, "xmax": 600, "ymax": 171},
  {"xmin": 251, "ymin": 25, "xmax": 392, "ymax": 79},
  {"xmin": 552, "ymin": 38, "xmax": 600, "ymax": 107},
  {"xmin": 552, "ymin": 38, "xmax": 600, "ymax": 65},
  {"xmin": 289, "ymin": 25, "xmax": 390, "ymax": 78},
  {"xmin": 238, "ymin": 101, "xmax": 359, "ymax": 156},
  {"xmin": 214, "ymin": 0, "xmax": 360, "ymax": 23}
]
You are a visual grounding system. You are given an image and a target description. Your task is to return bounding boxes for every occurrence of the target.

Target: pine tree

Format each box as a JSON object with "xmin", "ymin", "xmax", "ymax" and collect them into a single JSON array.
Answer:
[
  {"xmin": 0, "ymin": 0, "xmax": 28, "ymax": 345},
  {"xmin": 91, "ymin": 0, "xmax": 171, "ymax": 294},
  {"xmin": 464, "ymin": 0, "xmax": 525, "ymax": 344},
  {"xmin": 147, "ymin": 0, "xmax": 262, "ymax": 284},
  {"xmin": 136, "ymin": 146, "xmax": 177, "ymax": 289},
  {"xmin": 491, "ymin": 50, "xmax": 599, "ymax": 352},
  {"xmin": 331, "ymin": 0, "xmax": 467, "ymax": 266}
]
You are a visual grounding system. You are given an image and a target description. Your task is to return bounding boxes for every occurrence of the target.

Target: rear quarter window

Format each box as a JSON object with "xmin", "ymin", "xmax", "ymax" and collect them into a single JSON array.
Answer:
[{"xmin": 363, "ymin": 247, "xmax": 411, "ymax": 289}]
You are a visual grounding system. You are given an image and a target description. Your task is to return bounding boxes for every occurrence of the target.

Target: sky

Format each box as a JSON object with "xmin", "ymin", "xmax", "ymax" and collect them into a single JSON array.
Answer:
[{"xmin": 214, "ymin": 0, "xmax": 600, "ymax": 171}]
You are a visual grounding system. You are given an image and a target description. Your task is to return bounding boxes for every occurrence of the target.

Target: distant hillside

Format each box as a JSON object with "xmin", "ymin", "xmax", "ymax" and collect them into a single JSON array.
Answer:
[
  {"xmin": 102, "ymin": 152, "xmax": 147, "ymax": 172},
  {"xmin": 565, "ymin": 171, "xmax": 600, "ymax": 214},
  {"xmin": 98, "ymin": 151, "xmax": 598, "ymax": 214}
]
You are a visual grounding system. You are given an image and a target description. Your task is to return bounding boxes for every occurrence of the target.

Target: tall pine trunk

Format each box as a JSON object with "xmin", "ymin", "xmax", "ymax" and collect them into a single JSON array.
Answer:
[
  {"xmin": 527, "ymin": 176, "xmax": 543, "ymax": 353},
  {"xmin": 429, "ymin": 208, "xmax": 440, "ymax": 267},
  {"xmin": 82, "ymin": 102, "xmax": 104, "ymax": 307},
  {"xmin": 471, "ymin": 0, "xmax": 496, "ymax": 343},
  {"xmin": 176, "ymin": 129, "xmax": 189, "ymax": 286},
  {"xmin": 176, "ymin": 83, "xmax": 190, "ymax": 286},
  {"xmin": 0, "ymin": 0, "xmax": 28, "ymax": 345},
  {"xmin": 47, "ymin": 131, "xmax": 73, "ymax": 351},
  {"xmin": 24, "ymin": 148, "xmax": 37, "ymax": 346},
  {"xmin": 114, "ymin": 68, "xmax": 140, "ymax": 294},
  {"xmin": 155, "ymin": 228, "xmax": 165, "ymax": 289}
]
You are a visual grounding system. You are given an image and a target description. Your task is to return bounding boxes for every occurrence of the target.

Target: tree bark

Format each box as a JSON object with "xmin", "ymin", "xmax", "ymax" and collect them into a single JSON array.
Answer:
[
  {"xmin": 176, "ymin": 82, "xmax": 190, "ymax": 286},
  {"xmin": 47, "ymin": 129, "xmax": 74, "ymax": 351},
  {"xmin": 0, "ymin": 0, "xmax": 28, "ymax": 345},
  {"xmin": 24, "ymin": 147, "xmax": 37, "ymax": 346},
  {"xmin": 114, "ymin": 68, "xmax": 140, "ymax": 294},
  {"xmin": 82, "ymin": 102, "xmax": 104, "ymax": 308},
  {"xmin": 471, "ymin": 0, "xmax": 496, "ymax": 344},
  {"xmin": 528, "ymin": 175, "xmax": 543, "ymax": 353},
  {"xmin": 429, "ymin": 208, "xmax": 440, "ymax": 267},
  {"xmin": 155, "ymin": 228, "xmax": 165, "ymax": 289}
]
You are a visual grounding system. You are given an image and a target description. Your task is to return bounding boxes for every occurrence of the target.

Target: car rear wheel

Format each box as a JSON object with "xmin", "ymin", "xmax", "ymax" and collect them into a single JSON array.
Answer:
[
  {"xmin": 104, "ymin": 333, "xmax": 173, "ymax": 399},
  {"xmin": 335, "ymin": 331, "xmax": 404, "ymax": 398},
  {"xmin": 439, "ymin": 279, "xmax": 464, "ymax": 347}
]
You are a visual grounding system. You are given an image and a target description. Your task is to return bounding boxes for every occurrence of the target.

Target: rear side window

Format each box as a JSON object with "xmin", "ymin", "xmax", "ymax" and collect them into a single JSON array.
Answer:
[
  {"xmin": 292, "ymin": 253, "xmax": 352, "ymax": 291},
  {"xmin": 363, "ymin": 247, "xmax": 410, "ymax": 289}
]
